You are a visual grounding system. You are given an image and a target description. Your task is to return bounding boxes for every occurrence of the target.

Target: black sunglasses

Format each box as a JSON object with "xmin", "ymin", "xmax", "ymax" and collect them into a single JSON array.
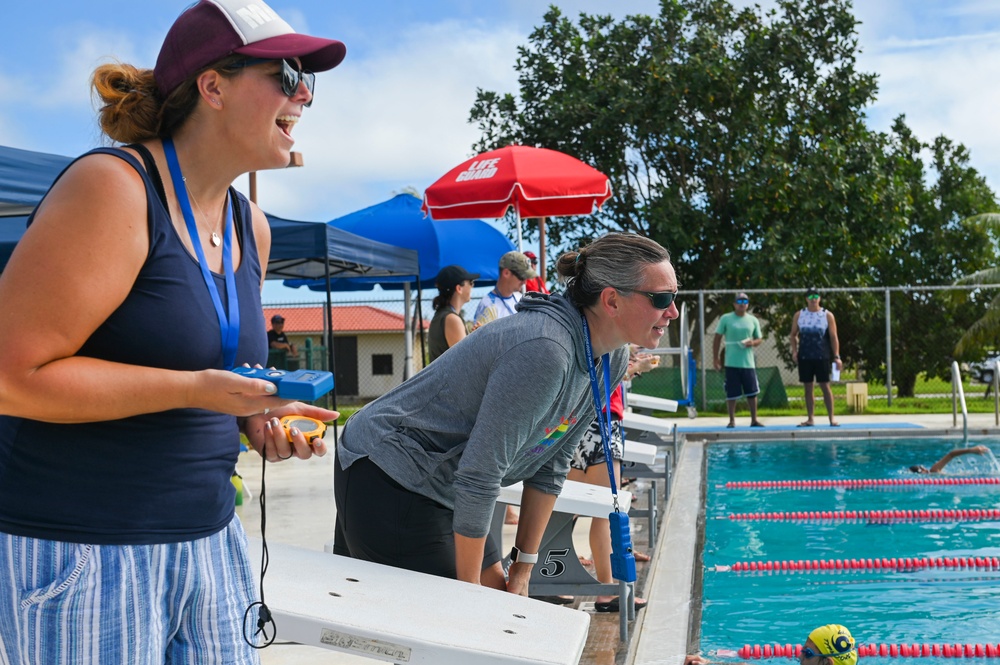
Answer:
[
  {"xmin": 235, "ymin": 58, "xmax": 316, "ymax": 107},
  {"xmin": 619, "ymin": 289, "xmax": 678, "ymax": 310}
]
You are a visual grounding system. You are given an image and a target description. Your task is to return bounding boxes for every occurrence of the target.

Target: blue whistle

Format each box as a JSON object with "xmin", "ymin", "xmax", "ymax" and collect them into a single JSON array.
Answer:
[{"xmin": 609, "ymin": 511, "xmax": 637, "ymax": 583}]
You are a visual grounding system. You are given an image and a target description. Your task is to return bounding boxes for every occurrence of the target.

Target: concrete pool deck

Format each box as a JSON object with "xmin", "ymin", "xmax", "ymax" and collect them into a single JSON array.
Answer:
[{"xmin": 235, "ymin": 412, "xmax": 1000, "ymax": 665}]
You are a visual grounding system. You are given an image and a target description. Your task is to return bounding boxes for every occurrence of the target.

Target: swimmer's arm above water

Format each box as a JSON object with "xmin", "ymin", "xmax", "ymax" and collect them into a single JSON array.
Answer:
[{"xmin": 929, "ymin": 446, "xmax": 989, "ymax": 473}]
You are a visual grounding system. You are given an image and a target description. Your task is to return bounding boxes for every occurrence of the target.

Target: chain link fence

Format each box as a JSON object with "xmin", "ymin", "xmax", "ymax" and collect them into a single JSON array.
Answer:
[
  {"xmin": 628, "ymin": 286, "xmax": 1000, "ymax": 416},
  {"xmin": 263, "ymin": 285, "xmax": 1000, "ymax": 415}
]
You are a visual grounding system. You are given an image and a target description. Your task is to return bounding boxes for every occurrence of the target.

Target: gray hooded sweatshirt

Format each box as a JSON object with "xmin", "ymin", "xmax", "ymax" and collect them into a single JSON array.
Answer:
[{"xmin": 338, "ymin": 292, "xmax": 629, "ymax": 538}]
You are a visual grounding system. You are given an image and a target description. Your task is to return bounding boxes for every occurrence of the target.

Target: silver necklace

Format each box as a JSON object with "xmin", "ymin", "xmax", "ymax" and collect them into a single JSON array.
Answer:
[{"xmin": 183, "ymin": 177, "xmax": 223, "ymax": 247}]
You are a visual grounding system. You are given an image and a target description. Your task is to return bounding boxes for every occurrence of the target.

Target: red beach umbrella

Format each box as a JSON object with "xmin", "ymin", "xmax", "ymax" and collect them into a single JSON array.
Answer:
[{"xmin": 421, "ymin": 145, "xmax": 612, "ymax": 251}]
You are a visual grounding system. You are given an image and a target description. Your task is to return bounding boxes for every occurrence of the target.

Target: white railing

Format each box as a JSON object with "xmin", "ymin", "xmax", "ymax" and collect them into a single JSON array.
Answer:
[
  {"xmin": 994, "ymin": 359, "xmax": 1000, "ymax": 426},
  {"xmin": 951, "ymin": 360, "xmax": 969, "ymax": 443}
]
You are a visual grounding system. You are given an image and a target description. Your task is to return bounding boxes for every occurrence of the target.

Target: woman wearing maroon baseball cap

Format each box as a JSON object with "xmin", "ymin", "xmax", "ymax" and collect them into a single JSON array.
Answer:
[{"xmin": 0, "ymin": 1, "xmax": 342, "ymax": 661}]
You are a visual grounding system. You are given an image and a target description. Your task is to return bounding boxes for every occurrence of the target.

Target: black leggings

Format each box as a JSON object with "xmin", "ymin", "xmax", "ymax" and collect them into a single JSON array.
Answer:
[{"xmin": 333, "ymin": 453, "xmax": 501, "ymax": 579}]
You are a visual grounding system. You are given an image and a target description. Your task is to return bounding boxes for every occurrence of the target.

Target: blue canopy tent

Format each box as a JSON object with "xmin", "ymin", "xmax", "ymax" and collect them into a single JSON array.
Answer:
[
  {"xmin": 318, "ymin": 192, "xmax": 515, "ymax": 289},
  {"xmin": 282, "ymin": 193, "xmax": 515, "ymax": 376},
  {"xmin": 0, "ymin": 145, "xmax": 72, "ymax": 217},
  {"xmin": 264, "ymin": 214, "xmax": 421, "ymax": 394}
]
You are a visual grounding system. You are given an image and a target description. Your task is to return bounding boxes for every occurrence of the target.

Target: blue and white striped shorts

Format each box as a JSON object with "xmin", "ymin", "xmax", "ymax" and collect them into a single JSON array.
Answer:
[{"xmin": 0, "ymin": 516, "xmax": 261, "ymax": 665}]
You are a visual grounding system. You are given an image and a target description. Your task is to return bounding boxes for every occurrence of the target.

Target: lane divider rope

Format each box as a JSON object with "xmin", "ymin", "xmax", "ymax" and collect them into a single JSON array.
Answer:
[
  {"xmin": 715, "ymin": 555, "xmax": 1000, "ymax": 573},
  {"xmin": 724, "ymin": 478, "xmax": 1000, "ymax": 489},
  {"xmin": 735, "ymin": 643, "xmax": 1000, "ymax": 658},
  {"xmin": 727, "ymin": 509, "xmax": 1000, "ymax": 522}
]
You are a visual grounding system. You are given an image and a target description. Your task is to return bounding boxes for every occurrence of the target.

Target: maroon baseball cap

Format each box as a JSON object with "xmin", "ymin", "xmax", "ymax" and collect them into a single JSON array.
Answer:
[{"xmin": 154, "ymin": 0, "xmax": 347, "ymax": 98}]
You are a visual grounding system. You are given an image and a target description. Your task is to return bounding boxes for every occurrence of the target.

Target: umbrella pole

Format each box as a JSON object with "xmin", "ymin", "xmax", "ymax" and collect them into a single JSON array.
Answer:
[
  {"xmin": 539, "ymin": 217, "xmax": 547, "ymax": 284},
  {"xmin": 516, "ymin": 209, "xmax": 523, "ymax": 253}
]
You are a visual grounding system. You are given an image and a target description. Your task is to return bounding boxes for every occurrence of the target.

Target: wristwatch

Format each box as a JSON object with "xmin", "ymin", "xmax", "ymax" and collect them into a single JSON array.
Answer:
[
  {"xmin": 509, "ymin": 546, "xmax": 539, "ymax": 564},
  {"xmin": 833, "ymin": 355, "xmax": 841, "ymax": 360}
]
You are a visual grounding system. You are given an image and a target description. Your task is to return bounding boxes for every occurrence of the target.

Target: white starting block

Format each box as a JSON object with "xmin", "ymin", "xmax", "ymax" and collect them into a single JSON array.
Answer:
[
  {"xmin": 248, "ymin": 537, "xmax": 590, "ymax": 664},
  {"xmin": 625, "ymin": 392, "xmax": 679, "ymax": 414},
  {"xmin": 620, "ymin": 412, "xmax": 679, "ymax": 549},
  {"xmin": 622, "ymin": 440, "xmax": 658, "ymax": 466},
  {"xmin": 621, "ymin": 412, "xmax": 676, "ymax": 438},
  {"xmin": 492, "ymin": 480, "xmax": 637, "ymax": 642}
]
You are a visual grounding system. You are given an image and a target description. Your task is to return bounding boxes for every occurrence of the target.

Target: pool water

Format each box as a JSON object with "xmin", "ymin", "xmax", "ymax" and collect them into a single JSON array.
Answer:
[{"xmin": 700, "ymin": 438, "xmax": 1000, "ymax": 654}]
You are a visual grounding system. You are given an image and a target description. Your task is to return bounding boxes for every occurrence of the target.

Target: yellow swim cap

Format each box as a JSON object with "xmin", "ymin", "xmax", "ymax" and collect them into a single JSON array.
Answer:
[{"xmin": 808, "ymin": 625, "xmax": 857, "ymax": 665}]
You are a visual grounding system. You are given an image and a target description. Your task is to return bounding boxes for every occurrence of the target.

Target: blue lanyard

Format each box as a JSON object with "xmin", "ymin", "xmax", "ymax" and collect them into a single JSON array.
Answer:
[
  {"xmin": 162, "ymin": 138, "xmax": 241, "ymax": 369},
  {"xmin": 490, "ymin": 290, "xmax": 518, "ymax": 316},
  {"xmin": 581, "ymin": 315, "xmax": 622, "ymax": 512}
]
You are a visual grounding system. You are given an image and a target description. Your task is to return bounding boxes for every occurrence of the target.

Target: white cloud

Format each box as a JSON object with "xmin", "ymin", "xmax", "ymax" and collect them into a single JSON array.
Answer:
[
  {"xmin": 250, "ymin": 19, "xmax": 522, "ymax": 220},
  {"xmin": 857, "ymin": 15, "xmax": 1000, "ymax": 193}
]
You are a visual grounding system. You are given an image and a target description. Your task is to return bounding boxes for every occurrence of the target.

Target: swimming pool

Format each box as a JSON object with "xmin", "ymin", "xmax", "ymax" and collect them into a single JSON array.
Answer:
[{"xmin": 699, "ymin": 437, "xmax": 1000, "ymax": 653}]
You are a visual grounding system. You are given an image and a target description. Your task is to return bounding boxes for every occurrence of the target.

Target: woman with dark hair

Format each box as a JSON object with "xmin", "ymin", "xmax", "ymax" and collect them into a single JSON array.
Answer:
[
  {"xmin": 334, "ymin": 232, "xmax": 678, "ymax": 596},
  {"xmin": 0, "ymin": 1, "xmax": 341, "ymax": 661},
  {"xmin": 428, "ymin": 264, "xmax": 479, "ymax": 363}
]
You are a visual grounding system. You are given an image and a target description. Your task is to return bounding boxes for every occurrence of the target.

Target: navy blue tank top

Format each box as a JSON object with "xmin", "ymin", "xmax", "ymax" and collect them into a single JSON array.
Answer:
[{"xmin": 0, "ymin": 147, "xmax": 267, "ymax": 544}]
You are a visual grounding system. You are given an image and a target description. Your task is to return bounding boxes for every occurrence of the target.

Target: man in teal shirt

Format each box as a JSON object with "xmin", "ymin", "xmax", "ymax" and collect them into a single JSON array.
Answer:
[{"xmin": 713, "ymin": 292, "xmax": 764, "ymax": 428}]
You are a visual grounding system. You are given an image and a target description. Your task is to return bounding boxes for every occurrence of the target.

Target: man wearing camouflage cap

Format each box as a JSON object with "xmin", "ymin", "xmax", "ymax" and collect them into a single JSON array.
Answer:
[{"xmin": 472, "ymin": 250, "xmax": 537, "ymax": 327}]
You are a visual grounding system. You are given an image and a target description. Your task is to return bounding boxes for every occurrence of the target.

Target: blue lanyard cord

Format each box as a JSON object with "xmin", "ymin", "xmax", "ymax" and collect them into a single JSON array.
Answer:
[
  {"xmin": 581, "ymin": 315, "xmax": 622, "ymax": 513},
  {"xmin": 162, "ymin": 138, "xmax": 241, "ymax": 370},
  {"xmin": 490, "ymin": 290, "xmax": 518, "ymax": 316}
]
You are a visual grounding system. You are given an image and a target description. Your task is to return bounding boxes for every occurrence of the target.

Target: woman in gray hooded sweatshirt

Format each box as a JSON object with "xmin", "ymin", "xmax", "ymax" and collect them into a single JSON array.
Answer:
[{"xmin": 334, "ymin": 232, "xmax": 678, "ymax": 596}]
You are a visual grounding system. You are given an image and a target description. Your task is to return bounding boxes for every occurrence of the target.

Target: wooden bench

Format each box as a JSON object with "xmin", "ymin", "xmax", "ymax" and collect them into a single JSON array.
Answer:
[
  {"xmin": 492, "ymin": 480, "xmax": 637, "ymax": 641},
  {"xmin": 249, "ymin": 537, "xmax": 590, "ymax": 664}
]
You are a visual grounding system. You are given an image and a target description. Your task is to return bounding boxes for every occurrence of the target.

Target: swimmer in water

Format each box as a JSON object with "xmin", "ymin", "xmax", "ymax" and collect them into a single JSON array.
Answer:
[{"xmin": 909, "ymin": 445, "xmax": 991, "ymax": 474}]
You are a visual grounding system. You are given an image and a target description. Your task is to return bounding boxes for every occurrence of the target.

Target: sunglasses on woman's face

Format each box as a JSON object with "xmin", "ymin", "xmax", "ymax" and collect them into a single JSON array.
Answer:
[
  {"xmin": 235, "ymin": 58, "xmax": 316, "ymax": 107},
  {"xmin": 619, "ymin": 289, "xmax": 677, "ymax": 310}
]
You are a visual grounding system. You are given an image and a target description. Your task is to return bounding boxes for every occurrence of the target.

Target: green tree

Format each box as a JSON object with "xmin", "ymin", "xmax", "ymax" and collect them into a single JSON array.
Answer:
[
  {"xmin": 953, "ymin": 213, "xmax": 1000, "ymax": 359},
  {"xmin": 837, "ymin": 118, "xmax": 997, "ymax": 396},
  {"xmin": 470, "ymin": 0, "xmax": 999, "ymax": 396},
  {"xmin": 470, "ymin": 0, "xmax": 908, "ymax": 340}
]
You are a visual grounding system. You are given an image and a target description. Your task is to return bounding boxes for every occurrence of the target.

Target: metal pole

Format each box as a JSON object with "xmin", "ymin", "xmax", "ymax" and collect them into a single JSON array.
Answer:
[
  {"xmin": 324, "ymin": 259, "xmax": 338, "ymax": 446},
  {"xmin": 698, "ymin": 290, "xmax": 706, "ymax": 411},
  {"xmin": 416, "ymin": 281, "xmax": 426, "ymax": 372},
  {"xmin": 885, "ymin": 288, "xmax": 892, "ymax": 407},
  {"xmin": 994, "ymin": 359, "xmax": 999, "ymax": 426},
  {"xmin": 539, "ymin": 217, "xmax": 547, "ymax": 284},
  {"xmin": 402, "ymin": 284, "xmax": 413, "ymax": 380}
]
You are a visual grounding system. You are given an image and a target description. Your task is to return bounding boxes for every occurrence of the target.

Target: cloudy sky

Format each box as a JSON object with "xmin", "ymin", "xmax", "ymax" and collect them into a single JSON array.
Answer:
[{"xmin": 5, "ymin": 1, "xmax": 1000, "ymax": 298}]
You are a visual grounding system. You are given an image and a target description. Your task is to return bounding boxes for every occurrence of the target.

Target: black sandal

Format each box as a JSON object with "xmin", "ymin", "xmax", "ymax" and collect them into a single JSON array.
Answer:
[{"xmin": 594, "ymin": 597, "xmax": 647, "ymax": 613}]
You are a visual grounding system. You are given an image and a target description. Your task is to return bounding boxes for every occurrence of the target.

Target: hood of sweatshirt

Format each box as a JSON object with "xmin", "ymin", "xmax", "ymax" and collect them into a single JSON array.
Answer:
[{"xmin": 515, "ymin": 291, "xmax": 594, "ymax": 374}]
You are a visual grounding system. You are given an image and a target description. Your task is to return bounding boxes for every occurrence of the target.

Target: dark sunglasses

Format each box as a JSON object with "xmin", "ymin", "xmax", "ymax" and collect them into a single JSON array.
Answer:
[
  {"xmin": 619, "ymin": 289, "xmax": 678, "ymax": 310},
  {"xmin": 735, "ymin": 298, "xmax": 749, "ymax": 304},
  {"xmin": 235, "ymin": 58, "xmax": 316, "ymax": 107}
]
